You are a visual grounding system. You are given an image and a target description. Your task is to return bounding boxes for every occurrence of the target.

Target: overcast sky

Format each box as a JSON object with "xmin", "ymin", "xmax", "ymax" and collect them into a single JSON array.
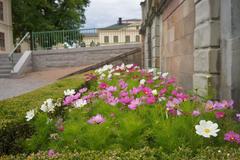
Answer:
[{"xmin": 84, "ymin": 0, "xmax": 143, "ymax": 28}]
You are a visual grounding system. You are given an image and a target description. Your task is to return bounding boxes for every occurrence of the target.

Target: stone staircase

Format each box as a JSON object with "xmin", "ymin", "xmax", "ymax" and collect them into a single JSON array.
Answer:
[
  {"xmin": 0, "ymin": 54, "xmax": 22, "ymax": 78},
  {"xmin": 0, "ymin": 54, "xmax": 12, "ymax": 78}
]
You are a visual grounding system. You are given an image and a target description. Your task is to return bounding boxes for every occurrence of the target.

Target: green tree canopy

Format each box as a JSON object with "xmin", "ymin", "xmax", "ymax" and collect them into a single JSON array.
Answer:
[{"xmin": 12, "ymin": 0, "xmax": 90, "ymax": 38}]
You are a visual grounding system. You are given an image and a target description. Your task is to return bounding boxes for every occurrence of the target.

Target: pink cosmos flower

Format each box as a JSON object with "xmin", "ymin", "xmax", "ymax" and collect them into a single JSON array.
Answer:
[
  {"xmin": 130, "ymin": 87, "xmax": 142, "ymax": 95},
  {"xmin": 119, "ymin": 79, "xmax": 128, "ymax": 89},
  {"xmin": 88, "ymin": 114, "xmax": 105, "ymax": 124},
  {"xmin": 128, "ymin": 98, "xmax": 141, "ymax": 110},
  {"xmin": 63, "ymin": 93, "xmax": 81, "ymax": 105},
  {"xmin": 192, "ymin": 110, "xmax": 201, "ymax": 117},
  {"xmin": 106, "ymin": 86, "xmax": 117, "ymax": 92},
  {"xmin": 236, "ymin": 113, "xmax": 240, "ymax": 121},
  {"xmin": 99, "ymin": 82, "xmax": 108, "ymax": 89},
  {"xmin": 159, "ymin": 88, "xmax": 167, "ymax": 96},
  {"xmin": 48, "ymin": 149, "xmax": 56, "ymax": 157},
  {"xmin": 146, "ymin": 79, "xmax": 154, "ymax": 84},
  {"xmin": 119, "ymin": 96, "xmax": 132, "ymax": 105},
  {"xmin": 224, "ymin": 131, "xmax": 240, "ymax": 144},
  {"xmin": 119, "ymin": 91, "xmax": 128, "ymax": 97},
  {"xmin": 215, "ymin": 111, "xmax": 225, "ymax": 119},
  {"xmin": 79, "ymin": 87, "xmax": 88, "ymax": 94},
  {"xmin": 205, "ymin": 100, "xmax": 214, "ymax": 111},
  {"xmin": 146, "ymin": 96, "xmax": 156, "ymax": 104},
  {"xmin": 166, "ymin": 77, "xmax": 176, "ymax": 84},
  {"xmin": 142, "ymin": 87, "xmax": 152, "ymax": 96},
  {"xmin": 106, "ymin": 96, "xmax": 119, "ymax": 106}
]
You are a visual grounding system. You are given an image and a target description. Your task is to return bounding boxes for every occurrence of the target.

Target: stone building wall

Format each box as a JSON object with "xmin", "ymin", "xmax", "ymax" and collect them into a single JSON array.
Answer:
[
  {"xmin": 140, "ymin": 0, "xmax": 240, "ymax": 104},
  {"xmin": 161, "ymin": 0, "xmax": 195, "ymax": 89}
]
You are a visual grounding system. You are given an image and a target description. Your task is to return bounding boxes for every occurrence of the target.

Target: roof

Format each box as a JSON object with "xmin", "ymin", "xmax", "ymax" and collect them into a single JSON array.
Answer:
[
  {"xmin": 98, "ymin": 23, "xmax": 131, "ymax": 30},
  {"xmin": 81, "ymin": 32, "xmax": 98, "ymax": 37}
]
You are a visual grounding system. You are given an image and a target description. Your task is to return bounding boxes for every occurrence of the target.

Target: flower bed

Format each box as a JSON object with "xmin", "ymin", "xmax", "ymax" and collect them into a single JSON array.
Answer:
[{"xmin": 23, "ymin": 64, "xmax": 240, "ymax": 155}]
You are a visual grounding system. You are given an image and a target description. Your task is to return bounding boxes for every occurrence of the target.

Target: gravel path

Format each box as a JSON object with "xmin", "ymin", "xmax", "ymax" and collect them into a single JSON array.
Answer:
[{"xmin": 0, "ymin": 67, "xmax": 87, "ymax": 100}]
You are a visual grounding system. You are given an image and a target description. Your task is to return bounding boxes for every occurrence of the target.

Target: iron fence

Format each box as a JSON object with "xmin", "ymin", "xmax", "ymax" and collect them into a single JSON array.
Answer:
[{"xmin": 31, "ymin": 26, "xmax": 141, "ymax": 50}]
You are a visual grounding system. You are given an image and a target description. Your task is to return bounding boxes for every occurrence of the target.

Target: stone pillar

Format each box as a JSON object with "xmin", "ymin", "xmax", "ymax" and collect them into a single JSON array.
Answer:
[
  {"xmin": 144, "ymin": 27, "xmax": 150, "ymax": 68},
  {"xmin": 193, "ymin": 0, "xmax": 221, "ymax": 97},
  {"xmin": 151, "ymin": 16, "xmax": 161, "ymax": 68},
  {"xmin": 220, "ymin": 0, "xmax": 240, "ymax": 105}
]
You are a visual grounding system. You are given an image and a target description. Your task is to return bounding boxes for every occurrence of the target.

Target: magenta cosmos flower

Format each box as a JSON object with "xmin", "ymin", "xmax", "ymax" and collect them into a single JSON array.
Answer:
[
  {"xmin": 224, "ymin": 131, "xmax": 240, "ymax": 144},
  {"xmin": 88, "ymin": 114, "xmax": 105, "ymax": 124},
  {"xmin": 99, "ymin": 82, "xmax": 108, "ymax": 89},
  {"xmin": 128, "ymin": 98, "xmax": 141, "ymax": 110},
  {"xmin": 215, "ymin": 111, "xmax": 225, "ymax": 119}
]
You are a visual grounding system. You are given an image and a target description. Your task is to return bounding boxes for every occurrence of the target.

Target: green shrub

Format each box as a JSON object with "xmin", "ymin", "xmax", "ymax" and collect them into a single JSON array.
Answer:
[
  {"xmin": 1, "ymin": 146, "xmax": 240, "ymax": 160},
  {"xmin": 0, "ymin": 73, "xmax": 87, "ymax": 154}
]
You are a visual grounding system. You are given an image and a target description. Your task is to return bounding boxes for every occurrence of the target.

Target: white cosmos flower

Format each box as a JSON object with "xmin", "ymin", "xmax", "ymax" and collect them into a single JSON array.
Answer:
[
  {"xmin": 153, "ymin": 76, "xmax": 159, "ymax": 81},
  {"xmin": 158, "ymin": 97, "xmax": 166, "ymax": 102},
  {"xmin": 152, "ymin": 89, "xmax": 158, "ymax": 96},
  {"xmin": 162, "ymin": 72, "xmax": 169, "ymax": 78},
  {"xmin": 108, "ymin": 74, "xmax": 112, "ymax": 79},
  {"xmin": 140, "ymin": 79, "xmax": 146, "ymax": 85},
  {"xmin": 113, "ymin": 72, "xmax": 121, "ymax": 76},
  {"xmin": 26, "ymin": 109, "xmax": 35, "ymax": 121},
  {"xmin": 64, "ymin": 89, "xmax": 75, "ymax": 96},
  {"xmin": 100, "ymin": 73, "xmax": 106, "ymax": 80},
  {"xmin": 40, "ymin": 98, "xmax": 55, "ymax": 113},
  {"xmin": 74, "ymin": 99, "xmax": 87, "ymax": 108},
  {"xmin": 148, "ymin": 68, "xmax": 155, "ymax": 73},
  {"xmin": 195, "ymin": 120, "xmax": 220, "ymax": 138},
  {"xmin": 126, "ymin": 64, "xmax": 134, "ymax": 69}
]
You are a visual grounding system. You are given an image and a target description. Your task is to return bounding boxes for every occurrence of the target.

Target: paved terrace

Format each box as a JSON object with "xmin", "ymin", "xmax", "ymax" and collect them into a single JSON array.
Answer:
[{"xmin": 0, "ymin": 67, "xmax": 87, "ymax": 100}]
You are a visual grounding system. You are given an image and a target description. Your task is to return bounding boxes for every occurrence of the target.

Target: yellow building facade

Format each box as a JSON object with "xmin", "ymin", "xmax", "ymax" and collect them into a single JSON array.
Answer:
[
  {"xmin": 0, "ymin": 0, "xmax": 13, "ymax": 54},
  {"xmin": 82, "ymin": 18, "xmax": 141, "ymax": 47}
]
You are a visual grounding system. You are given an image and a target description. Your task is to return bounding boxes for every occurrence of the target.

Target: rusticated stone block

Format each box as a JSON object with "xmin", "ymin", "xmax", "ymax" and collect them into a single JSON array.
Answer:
[
  {"xmin": 194, "ymin": 48, "xmax": 221, "ymax": 73},
  {"xmin": 194, "ymin": 20, "xmax": 220, "ymax": 48},
  {"xmin": 195, "ymin": 0, "xmax": 220, "ymax": 25}
]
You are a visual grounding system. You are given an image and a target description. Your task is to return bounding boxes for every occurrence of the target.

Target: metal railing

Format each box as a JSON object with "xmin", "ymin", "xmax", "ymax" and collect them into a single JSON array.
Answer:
[
  {"xmin": 31, "ymin": 25, "xmax": 141, "ymax": 50},
  {"xmin": 8, "ymin": 32, "xmax": 30, "ymax": 67}
]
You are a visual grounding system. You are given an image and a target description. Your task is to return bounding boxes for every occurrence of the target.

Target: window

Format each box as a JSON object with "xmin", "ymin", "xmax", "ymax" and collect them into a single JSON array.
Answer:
[
  {"xmin": 104, "ymin": 36, "xmax": 109, "ymax": 43},
  {"xmin": 136, "ymin": 26, "xmax": 139, "ymax": 30},
  {"xmin": 0, "ymin": 32, "xmax": 5, "ymax": 51},
  {"xmin": 136, "ymin": 35, "xmax": 140, "ymax": 42},
  {"xmin": 125, "ymin": 35, "xmax": 130, "ymax": 43},
  {"xmin": 113, "ymin": 36, "xmax": 118, "ymax": 43},
  {"xmin": 0, "ymin": 1, "xmax": 3, "ymax": 21}
]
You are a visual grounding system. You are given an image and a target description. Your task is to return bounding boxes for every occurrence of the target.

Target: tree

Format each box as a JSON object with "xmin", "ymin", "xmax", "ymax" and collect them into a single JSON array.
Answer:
[{"xmin": 12, "ymin": 0, "xmax": 89, "ymax": 38}]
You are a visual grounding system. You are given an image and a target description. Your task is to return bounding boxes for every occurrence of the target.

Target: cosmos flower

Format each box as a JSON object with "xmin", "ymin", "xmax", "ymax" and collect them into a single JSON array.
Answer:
[
  {"xmin": 88, "ymin": 114, "xmax": 105, "ymax": 124},
  {"xmin": 26, "ymin": 109, "xmax": 35, "ymax": 121},
  {"xmin": 224, "ymin": 131, "xmax": 240, "ymax": 144},
  {"xmin": 74, "ymin": 99, "xmax": 87, "ymax": 108},
  {"xmin": 64, "ymin": 89, "xmax": 76, "ymax": 96},
  {"xmin": 195, "ymin": 120, "xmax": 220, "ymax": 138}
]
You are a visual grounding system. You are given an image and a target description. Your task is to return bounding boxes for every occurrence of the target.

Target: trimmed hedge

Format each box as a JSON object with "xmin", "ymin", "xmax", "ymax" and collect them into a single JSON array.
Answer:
[
  {"xmin": 0, "ymin": 73, "xmax": 87, "ymax": 154},
  {"xmin": 1, "ymin": 146, "xmax": 240, "ymax": 160}
]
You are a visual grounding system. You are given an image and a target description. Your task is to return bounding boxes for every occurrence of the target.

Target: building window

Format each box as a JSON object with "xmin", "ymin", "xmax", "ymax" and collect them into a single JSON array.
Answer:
[
  {"xmin": 136, "ymin": 26, "xmax": 139, "ymax": 30},
  {"xmin": 136, "ymin": 35, "xmax": 140, "ymax": 42},
  {"xmin": 0, "ymin": 1, "xmax": 3, "ymax": 21},
  {"xmin": 0, "ymin": 32, "xmax": 5, "ymax": 51},
  {"xmin": 113, "ymin": 36, "xmax": 118, "ymax": 43},
  {"xmin": 104, "ymin": 36, "xmax": 109, "ymax": 43},
  {"xmin": 125, "ymin": 35, "xmax": 130, "ymax": 43}
]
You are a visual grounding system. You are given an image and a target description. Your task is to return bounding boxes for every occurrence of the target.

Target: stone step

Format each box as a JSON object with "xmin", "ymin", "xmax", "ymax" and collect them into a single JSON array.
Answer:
[
  {"xmin": 0, "ymin": 73, "xmax": 11, "ymax": 78},
  {"xmin": 0, "ymin": 65, "xmax": 12, "ymax": 69},
  {"xmin": 0, "ymin": 69, "xmax": 11, "ymax": 74},
  {"xmin": 0, "ymin": 62, "xmax": 12, "ymax": 66}
]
